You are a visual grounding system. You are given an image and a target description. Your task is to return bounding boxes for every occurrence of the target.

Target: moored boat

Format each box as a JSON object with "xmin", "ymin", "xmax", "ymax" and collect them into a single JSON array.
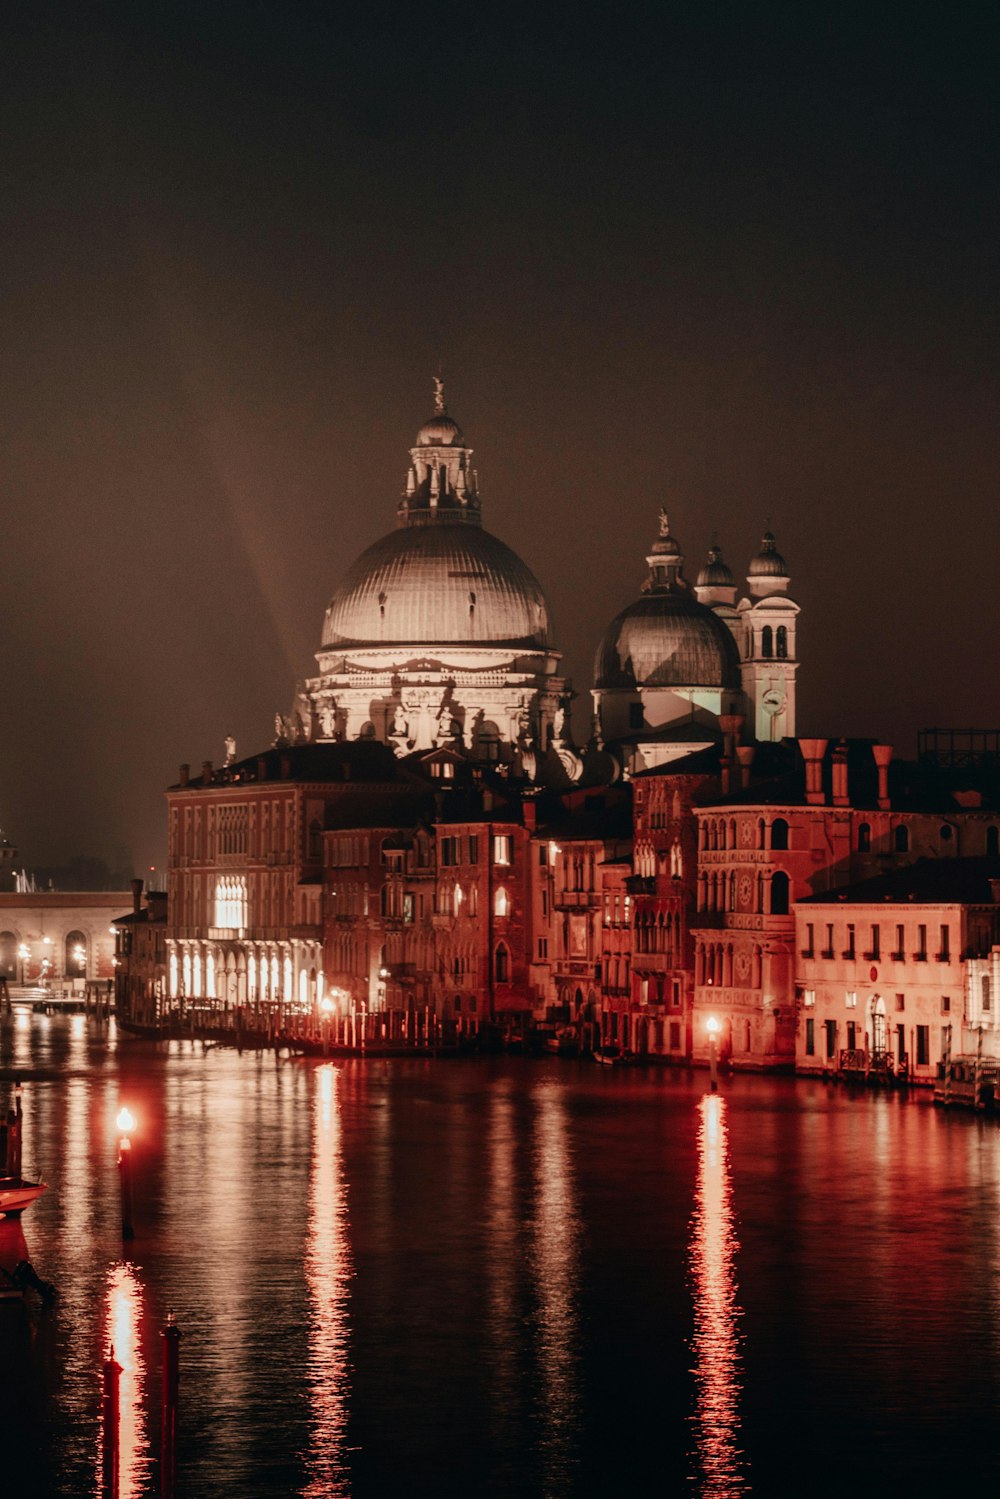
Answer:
[{"xmin": 0, "ymin": 1176, "xmax": 46, "ymax": 1217}]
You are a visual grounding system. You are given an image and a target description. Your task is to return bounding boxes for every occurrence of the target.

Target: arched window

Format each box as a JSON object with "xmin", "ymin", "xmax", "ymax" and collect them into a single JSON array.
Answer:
[
  {"xmin": 857, "ymin": 822, "xmax": 871, "ymax": 853},
  {"xmin": 770, "ymin": 818, "xmax": 789, "ymax": 851},
  {"xmin": 207, "ymin": 952, "xmax": 216, "ymax": 999},
  {"xmin": 454, "ymin": 882, "xmax": 464, "ymax": 912},
  {"xmin": 770, "ymin": 871, "xmax": 790, "ymax": 916},
  {"xmin": 283, "ymin": 954, "xmax": 293, "ymax": 1003},
  {"xmin": 478, "ymin": 721, "xmax": 501, "ymax": 763},
  {"xmin": 761, "ymin": 625, "xmax": 774, "ymax": 659},
  {"xmin": 729, "ymin": 819, "xmax": 737, "ymax": 850},
  {"xmin": 776, "ymin": 626, "xmax": 788, "ymax": 659},
  {"xmin": 757, "ymin": 818, "xmax": 766, "ymax": 850},
  {"xmin": 494, "ymin": 944, "xmax": 510, "ymax": 983},
  {"xmin": 988, "ymin": 826, "xmax": 999, "ymax": 857},
  {"xmin": 65, "ymin": 930, "xmax": 88, "ymax": 977},
  {"xmin": 494, "ymin": 887, "xmax": 509, "ymax": 918},
  {"xmin": 939, "ymin": 824, "xmax": 953, "ymax": 843},
  {"xmin": 894, "ymin": 825, "xmax": 910, "ymax": 854},
  {"xmin": 169, "ymin": 951, "xmax": 179, "ymax": 998},
  {"xmin": 182, "ymin": 951, "xmax": 192, "ymax": 995}
]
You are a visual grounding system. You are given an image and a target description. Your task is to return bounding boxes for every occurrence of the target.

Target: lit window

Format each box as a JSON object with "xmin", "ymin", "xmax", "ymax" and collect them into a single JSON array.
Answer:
[
  {"xmin": 494, "ymin": 887, "xmax": 510, "ymax": 918},
  {"xmin": 803, "ymin": 988, "xmax": 816, "ymax": 1007},
  {"xmin": 493, "ymin": 834, "xmax": 512, "ymax": 866},
  {"xmin": 214, "ymin": 876, "xmax": 248, "ymax": 930},
  {"xmin": 845, "ymin": 990, "xmax": 857, "ymax": 1009}
]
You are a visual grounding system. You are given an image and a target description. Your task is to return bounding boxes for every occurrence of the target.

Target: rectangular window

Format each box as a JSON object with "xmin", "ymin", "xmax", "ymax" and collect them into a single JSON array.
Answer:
[
  {"xmin": 671, "ymin": 978, "xmax": 682, "ymax": 1008},
  {"xmin": 803, "ymin": 988, "xmax": 816, "ymax": 1007},
  {"xmin": 805, "ymin": 1018, "xmax": 815, "ymax": 1056},
  {"xmin": 915, "ymin": 924, "xmax": 927, "ymax": 960},
  {"xmin": 844, "ymin": 923, "xmax": 855, "ymax": 959},
  {"xmin": 537, "ymin": 938, "xmax": 548, "ymax": 959},
  {"xmin": 941, "ymin": 995, "xmax": 951, "ymax": 1013},
  {"xmin": 846, "ymin": 1021, "xmax": 856, "ymax": 1049},
  {"xmin": 845, "ymin": 990, "xmax": 857, "ymax": 1009},
  {"xmin": 493, "ymin": 834, "xmax": 511, "ymax": 866},
  {"xmin": 895, "ymin": 993, "xmax": 905, "ymax": 1012},
  {"xmin": 869, "ymin": 925, "xmax": 880, "ymax": 960},
  {"xmin": 468, "ymin": 836, "xmax": 479, "ymax": 865},
  {"xmin": 821, "ymin": 924, "xmax": 834, "ymax": 959},
  {"xmin": 541, "ymin": 888, "xmax": 549, "ymax": 917},
  {"xmin": 938, "ymin": 924, "xmax": 950, "ymax": 961},
  {"xmin": 825, "ymin": 1020, "xmax": 837, "ymax": 1059},
  {"xmin": 538, "ymin": 843, "xmax": 547, "ymax": 866},
  {"xmin": 891, "ymin": 924, "xmax": 904, "ymax": 960},
  {"xmin": 669, "ymin": 1021, "xmax": 681, "ymax": 1050},
  {"xmin": 916, "ymin": 1025, "xmax": 929, "ymax": 1066},
  {"xmin": 802, "ymin": 921, "xmax": 814, "ymax": 958}
]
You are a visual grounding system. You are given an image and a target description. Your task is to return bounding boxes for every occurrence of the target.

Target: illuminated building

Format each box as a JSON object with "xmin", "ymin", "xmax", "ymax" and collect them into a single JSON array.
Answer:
[
  {"xmin": 0, "ymin": 891, "xmax": 124, "ymax": 987},
  {"xmin": 796, "ymin": 858, "xmax": 1000, "ymax": 1082},
  {"xmin": 294, "ymin": 383, "xmax": 569, "ymax": 772}
]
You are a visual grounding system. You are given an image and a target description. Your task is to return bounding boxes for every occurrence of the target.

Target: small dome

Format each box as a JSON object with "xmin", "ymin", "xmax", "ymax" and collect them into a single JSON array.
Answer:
[
  {"xmin": 416, "ymin": 414, "xmax": 464, "ymax": 447},
  {"xmin": 696, "ymin": 545, "xmax": 734, "ymax": 588},
  {"xmin": 749, "ymin": 531, "xmax": 788, "ymax": 578},
  {"xmin": 594, "ymin": 591, "xmax": 741, "ymax": 691},
  {"xmin": 323, "ymin": 523, "xmax": 550, "ymax": 650}
]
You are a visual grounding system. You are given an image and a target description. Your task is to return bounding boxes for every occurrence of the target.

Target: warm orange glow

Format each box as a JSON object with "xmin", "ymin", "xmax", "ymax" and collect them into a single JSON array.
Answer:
[
  {"xmin": 102, "ymin": 1261, "xmax": 149, "ymax": 1499},
  {"xmin": 706, "ymin": 1015, "xmax": 720, "ymax": 1037},
  {"xmin": 690, "ymin": 1093, "xmax": 748, "ymax": 1495},
  {"xmin": 303, "ymin": 1064, "xmax": 352, "ymax": 1497},
  {"xmin": 320, "ymin": 995, "xmax": 335, "ymax": 1015},
  {"xmin": 116, "ymin": 1107, "xmax": 136, "ymax": 1134}
]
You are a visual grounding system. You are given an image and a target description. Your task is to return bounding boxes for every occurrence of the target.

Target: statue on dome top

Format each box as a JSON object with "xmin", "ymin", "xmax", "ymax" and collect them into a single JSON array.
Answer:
[
  {"xmin": 433, "ymin": 374, "xmax": 446, "ymax": 416},
  {"xmin": 658, "ymin": 507, "xmax": 671, "ymax": 538}
]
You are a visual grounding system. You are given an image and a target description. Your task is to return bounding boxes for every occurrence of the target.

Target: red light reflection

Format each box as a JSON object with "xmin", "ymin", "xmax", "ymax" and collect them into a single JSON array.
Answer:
[
  {"xmin": 98, "ymin": 1261, "xmax": 149, "ymax": 1499},
  {"xmin": 303, "ymin": 1064, "xmax": 352, "ymax": 1497},
  {"xmin": 690, "ymin": 1093, "xmax": 749, "ymax": 1496}
]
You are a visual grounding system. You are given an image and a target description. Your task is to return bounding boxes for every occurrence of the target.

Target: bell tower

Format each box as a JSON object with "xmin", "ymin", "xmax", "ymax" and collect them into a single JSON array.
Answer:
[{"xmin": 736, "ymin": 531, "xmax": 799, "ymax": 742}]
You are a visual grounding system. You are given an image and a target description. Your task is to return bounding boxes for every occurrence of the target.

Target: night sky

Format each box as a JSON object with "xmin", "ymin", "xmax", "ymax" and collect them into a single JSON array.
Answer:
[{"xmin": 1, "ymin": 3, "xmax": 996, "ymax": 874}]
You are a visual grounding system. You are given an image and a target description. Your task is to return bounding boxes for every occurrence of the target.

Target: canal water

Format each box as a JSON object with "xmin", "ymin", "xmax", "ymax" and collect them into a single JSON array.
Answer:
[{"xmin": 2, "ymin": 1012, "xmax": 999, "ymax": 1497}]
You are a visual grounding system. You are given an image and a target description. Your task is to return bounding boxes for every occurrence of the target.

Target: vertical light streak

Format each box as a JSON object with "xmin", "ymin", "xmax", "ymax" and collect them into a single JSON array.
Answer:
[
  {"xmin": 531, "ymin": 1082, "xmax": 580, "ymax": 1495},
  {"xmin": 487, "ymin": 1081, "xmax": 520, "ymax": 1455},
  {"xmin": 99, "ymin": 1262, "xmax": 149, "ymax": 1499},
  {"xmin": 303, "ymin": 1064, "xmax": 352, "ymax": 1498},
  {"xmin": 689, "ymin": 1093, "xmax": 749, "ymax": 1496}
]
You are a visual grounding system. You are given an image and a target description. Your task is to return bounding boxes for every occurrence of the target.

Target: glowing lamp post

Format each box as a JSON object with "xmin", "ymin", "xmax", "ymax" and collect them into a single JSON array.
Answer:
[
  {"xmin": 116, "ymin": 1107, "xmax": 136, "ymax": 1241},
  {"xmin": 320, "ymin": 994, "xmax": 334, "ymax": 1056},
  {"xmin": 706, "ymin": 1015, "xmax": 720, "ymax": 1092}
]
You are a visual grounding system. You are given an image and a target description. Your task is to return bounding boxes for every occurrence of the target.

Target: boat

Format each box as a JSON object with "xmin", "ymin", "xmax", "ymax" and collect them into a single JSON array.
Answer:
[
  {"xmin": 0, "ymin": 1177, "xmax": 46, "ymax": 1217},
  {"xmin": 593, "ymin": 1045, "xmax": 632, "ymax": 1067},
  {"xmin": 544, "ymin": 1027, "xmax": 579, "ymax": 1057}
]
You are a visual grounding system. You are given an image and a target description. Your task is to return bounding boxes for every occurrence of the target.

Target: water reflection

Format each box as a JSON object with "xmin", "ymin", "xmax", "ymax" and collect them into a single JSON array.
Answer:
[
  {"xmin": 689, "ymin": 1093, "xmax": 749, "ymax": 1496},
  {"xmin": 302, "ymin": 1064, "xmax": 352, "ymax": 1498},
  {"xmin": 531, "ymin": 1082, "xmax": 580, "ymax": 1496},
  {"xmin": 99, "ymin": 1261, "xmax": 149, "ymax": 1499}
]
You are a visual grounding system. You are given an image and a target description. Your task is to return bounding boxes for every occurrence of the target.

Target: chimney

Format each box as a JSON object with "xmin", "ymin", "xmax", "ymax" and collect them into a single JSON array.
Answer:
[
  {"xmin": 179, "ymin": 763, "xmax": 189, "ymax": 786},
  {"xmin": 280, "ymin": 756, "xmax": 292, "ymax": 779},
  {"xmin": 872, "ymin": 744, "xmax": 893, "ymax": 810},
  {"xmin": 130, "ymin": 877, "xmax": 143, "ymax": 917},
  {"xmin": 720, "ymin": 754, "xmax": 733, "ymax": 796},
  {"xmin": 201, "ymin": 760, "xmax": 213, "ymax": 785},
  {"xmin": 736, "ymin": 745, "xmax": 755, "ymax": 791},
  {"xmin": 831, "ymin": 739, "xmax": 850, "ymax": 807},
  {"xmin": 719, "ymin": 713, "xmax": 743, "ymax": 762},
  {"xmin": 523, "ymin": 799, "xmax": 537, "ymax": 831},
  {"xmin": 257, "ymin": 757, "xmax": 267, "ymax": 781},
  {"xmin": 798, "ymin": 738, "xmax": 828, "ymax": 806}
]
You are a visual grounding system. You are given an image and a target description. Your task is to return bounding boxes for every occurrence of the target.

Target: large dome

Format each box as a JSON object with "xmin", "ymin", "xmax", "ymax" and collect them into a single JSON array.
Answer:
[
  {"xmin": 322, "ymin": 523, "xmax": 552, "ymax": 651},
  {"xmin": 595, "ymin": 591, "xmax": 741, "ymax": 690}
]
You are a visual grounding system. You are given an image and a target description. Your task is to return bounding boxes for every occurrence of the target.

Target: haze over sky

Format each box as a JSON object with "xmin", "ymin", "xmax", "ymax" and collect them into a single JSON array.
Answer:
[{"xmin": 1, "ymin": 3, "xmax": 996, "ymax": 873}]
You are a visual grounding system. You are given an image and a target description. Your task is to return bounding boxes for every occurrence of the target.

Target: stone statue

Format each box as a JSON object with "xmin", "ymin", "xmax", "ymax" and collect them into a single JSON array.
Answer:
[
  {"xmin": 273, "ymin": 712, "xmax": 286, "ymax": 745},
  {"xmin": 224, "ymin": 735, "xmax": 237, "ymax": 766},
  {"xmin": 433, "ymin": 374, "xmax": 445, "ymax": 416},
  {"xmin": 659, "ymin": 507, "xmax": 671, "ymax": 538}
]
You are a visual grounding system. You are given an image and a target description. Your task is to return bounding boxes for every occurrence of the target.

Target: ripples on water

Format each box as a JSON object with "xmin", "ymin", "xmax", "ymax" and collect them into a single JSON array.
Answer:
[{"xmin": 3, "ymin": 1015, "xmax": 1000, "ymax": 1496}]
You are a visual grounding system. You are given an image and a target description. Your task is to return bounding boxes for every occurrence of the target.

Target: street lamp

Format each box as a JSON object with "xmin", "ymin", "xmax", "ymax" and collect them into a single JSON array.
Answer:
[
  {"xmin": 706, "ymin": 1014, "xmax": 720, "ymax": 1092},
  {"xmin": 17, "ymin": 943, "xmax": 29, "ymax": 985}
]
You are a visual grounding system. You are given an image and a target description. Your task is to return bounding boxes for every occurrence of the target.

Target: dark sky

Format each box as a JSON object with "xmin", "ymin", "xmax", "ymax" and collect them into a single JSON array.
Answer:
[{"xmin": 0, "ymin": 2, "xmax": 997, "ymax": 872}]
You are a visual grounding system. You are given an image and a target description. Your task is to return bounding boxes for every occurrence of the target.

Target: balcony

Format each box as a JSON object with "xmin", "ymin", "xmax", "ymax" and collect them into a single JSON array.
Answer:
[{"xmin": 552, "ymin": 889, "xmax": 600, "ymax": 910}]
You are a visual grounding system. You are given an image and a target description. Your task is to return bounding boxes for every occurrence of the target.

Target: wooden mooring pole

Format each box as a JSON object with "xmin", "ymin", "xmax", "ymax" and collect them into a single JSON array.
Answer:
[{"xmin": 161, "ymin": 1314, "xmax": 180, "ymax": 1499}]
